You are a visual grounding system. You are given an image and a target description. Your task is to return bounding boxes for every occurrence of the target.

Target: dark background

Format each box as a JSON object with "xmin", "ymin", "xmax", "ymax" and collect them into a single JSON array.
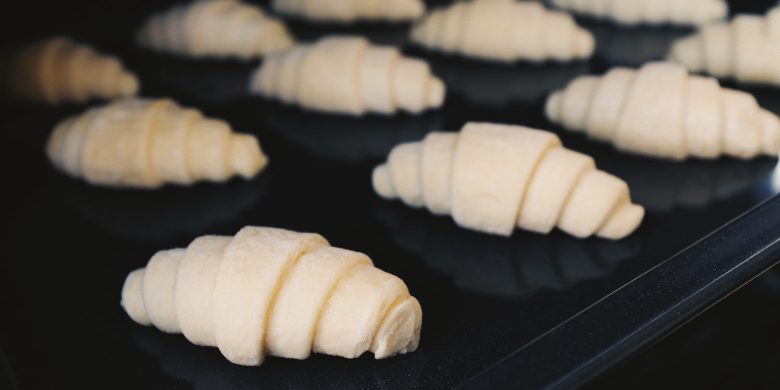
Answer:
[{"xmin": 1, "ymin": 0, "xmax": 780, "ymax": 389}]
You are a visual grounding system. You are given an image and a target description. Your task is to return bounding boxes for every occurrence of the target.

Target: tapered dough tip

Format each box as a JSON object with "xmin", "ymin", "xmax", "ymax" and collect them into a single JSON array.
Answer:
[
  {"xmin": 667, "ymin": 37, "xmax": 703, "ymax": 71},
  {"xmin": 427, "ymin": 77, "xmax": 446, "ymax": 108},
  {"xmin": 231, "ymin": 134, "xmax": 269, "ymax": 179},
  {"xmin": 408, "ymin": 1, "xmax": 425, "ymax": 19},
  {"xmin": 759, "ymin": 109, "xmax": 780, "ymax": 156},
  {"xmin": 372, "ymin": 164, "xmax": 397, "ymax": 199},
  {"xmin": 700, "ymin": 1, "xmax": 728, "ymax": 24},
  {"xmin": 596, "ymin": 203, "xmax": 645, "ymax": 240},
  {"xmin": 121, "ymin": 269, "xmax": 151, "ymax": 326},
  {"xmin": 545, "ymin": 92, "xmax": 563, "ymax": 122},
  {"xmin": 371, "ymin": 296, "xmax": 423, "ymax": 359},
  {"xmin": 576, "ymin": 31, "xmax": 595, "ymax": 57},
  {"xmin": 116, "ymin": 73, "xmax": 140, "ymax": 96}
]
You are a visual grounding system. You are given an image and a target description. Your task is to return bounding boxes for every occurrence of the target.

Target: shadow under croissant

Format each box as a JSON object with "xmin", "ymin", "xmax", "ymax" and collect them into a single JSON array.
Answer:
[
  {"xmin": 132, "ymin": 326, "xmax": 426, "ymax": 390},
  {"xmin": 258, "ymin": 101, "xmax": 444, "ymax": 162},
  {"xmin": 280, "ymin": 17, "xmax": 413, "ymax": 47},
  {"xmin": 415, "ymin": 50, "xmax": 591, "ymax": 108},
  {"xmin": 61, "ymin": 174, "xmax": 269, "ymax": 243},
  {"xmin": 578, "ymin": 19, "xmax": 694, "ymax": 67},
  {"xmin": 123, "ymin": 46, "xmax": 256, "ymax": 104},
  {"xmin": 374, "ymin": 202, "xmax": 641, "ymax": 298}
]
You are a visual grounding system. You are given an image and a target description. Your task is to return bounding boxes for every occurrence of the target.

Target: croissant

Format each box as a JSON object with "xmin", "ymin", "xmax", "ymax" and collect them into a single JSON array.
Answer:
[
  {"xmin": 272, "ymin": 0, "xmax": 425, "ymax": 23},
  {"xmin": 372, "ymin": 122, "xmax": 644, "ymax": 239},
  {"xmin": 46, "ymin": 98, "xmax": 268, "ymax": 188},
  {"xmin": 668, "ymin": 7, "xmax": 780, "ymax": 87},
  {"xmin": 121, "ymin": 226, "xmax": 422, "ymax": 366},
  {"xmin": 545, "ymin": 62, "xmax": 780, "ymax": 160},
  {"xmin": 137, "ymin": 0, "xmax": 294, "ymax": 59},
  {"xmin": 550, "ymin": 0, "xmax": 727, "ymax": 26},
  {"xmin": 410, "ymin": 0, "xmax": 594, "ymax": 63},
  {"xmin": 1, "ymin": 37, "xmax": 138, "ymax": 104},
  {"xmin": 250, "ymin": 36, "xmax": 445, "ymax": 115}
]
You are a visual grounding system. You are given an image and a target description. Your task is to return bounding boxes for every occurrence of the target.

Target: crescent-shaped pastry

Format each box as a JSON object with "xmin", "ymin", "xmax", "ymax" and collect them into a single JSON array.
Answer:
[{"xmin": 272, "ymin": 0, "xmax": 425, "ymax": 23}]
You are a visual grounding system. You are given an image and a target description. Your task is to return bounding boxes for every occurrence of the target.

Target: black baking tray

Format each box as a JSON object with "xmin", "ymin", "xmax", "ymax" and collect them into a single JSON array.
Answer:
[{"xmin": 2, "ymin": 1, "xmax": 780, "ymax": 389}]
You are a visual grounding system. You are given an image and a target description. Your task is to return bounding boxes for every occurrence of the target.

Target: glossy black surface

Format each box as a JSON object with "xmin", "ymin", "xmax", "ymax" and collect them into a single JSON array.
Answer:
[{"xmin": 2, "ymin": 1, "xmax": 780, "ymax": 389}]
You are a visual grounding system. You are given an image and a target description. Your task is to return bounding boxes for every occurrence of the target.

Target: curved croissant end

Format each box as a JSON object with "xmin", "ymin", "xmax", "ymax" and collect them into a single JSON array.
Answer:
[
  {"xmin": 410, "ymin": 0, "xmax": 594, "ymax": 63},
  {"xmin": 272, "ymin": 0, "xmax": 425, "ymax": 23},
  {"xmin": 121, "ymin": 227, "xmax": 422, "ymax": 366},
  {"xmin": 668, "ymin": 7, "xmax": 780, "ymax": 87},
  {"xmin": 545, "ymin": 62, "xmax": 780, "ymax": 160},
  {"xmin": 137, "ymin": 0, "xmax": 294, "ymax": 59},
  {"xmin": 46, "ymin": 98, "xmax": 268, "ymax": 188},
  {"xmin": 373, "ymin": 123, "xmax": 644, "ymax": 240},
  {"xmin": 551, "ymin": 0, "xmax": 727, "ymax": 26},
  {"xmin": 2, "ymin": 36, "xmax": 138, "ymax": 104},
  {"xmin": 249, "ymin": 36, "xmax": 445, "ymax": 116}
]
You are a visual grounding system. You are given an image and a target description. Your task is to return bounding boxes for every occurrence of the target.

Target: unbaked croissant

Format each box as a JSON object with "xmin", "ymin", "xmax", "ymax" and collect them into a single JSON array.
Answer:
[
  {"xmin": 545, "ymin": 62, "xmax": 780, "ymax": 160},
  {"xmin": 550, "ymin": 0, "xmax": 727, "ymax": 26},
  {"xmin": 272, "ymin": 0, "xmax": 425, "ymax": 23},
  {"xmin": 410, "ymin": 0, "xmax": 594, "ymax": 62},
  {"xmin": 137, "ymin": 0, "xmax": 294, "ymax": 59},
  {"xmin": 372, "ymin": 122, "xmax": 644, "ymax": 240},
  {"xmin": 1, "ymin": 37, "xmax": 139, "ymax": 104},
  {"xmin": 121, "ymin": 226, "xmax": 422, "ymax": 366},
  {"xmin": 668, "ymin": 6, "xmax": 780, "ymax": 87},
  {"xmin": 250, "ymin": 36, "xmax": 445, "ymax": 115},
  {"xmin": 46, "ymin": 98, "xmax": 268, "ymax": 188}
]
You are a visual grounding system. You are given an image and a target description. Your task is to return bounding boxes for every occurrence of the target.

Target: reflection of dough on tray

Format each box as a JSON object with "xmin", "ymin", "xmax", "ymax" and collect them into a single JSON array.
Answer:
[
  {"xmin": 375, "ymin": 202, "xmax": 640, "ymax": 298},
  {"xmin": 260, "ymin": 103, "xmax": 443, "ymax": 161},
  {"xmin": 46, "ymin": 98, "xmax": 268, "ymax": 188},
  {"xmin": 250, "ymin": 36, "xmax": 445, "ymax": 116},
  {"xmin": 374, "ymin": 123, "xmax": 643, "ymax": 239},
  {"xmin": 583, "ymin": 20, "xmax": 693, "ymax": 66},
  {"xmin": 599, "ymin": 157, "xmax": 777, "ymax": 212},
  {"xmin": 273, "ymin": 0, "xmax": 425, "ymax": 24},
  {"xmin": 63, "ymin": 177, "xmax": 268, "ymax": 242},
  {"xmin": 137, "ymin": 0, "xmax": 293, "ymax": 59},
  {"xmin": 410, "ymin": 0, "xmax": 594, "ymax": 62},
  {"xmin": 551, "ymin": 0, "xmax": 727, "ymax": 26},
  {"xmin": 425, "ymin": 55, "xmax": 589, "ymax": 106},
  {"xmin": 1, "ymin": 36, "xmax": 138, "ymax": 104},
  {"xmin": 546, "ymin": 62, "xmax": 780, "ymax": 160},
  {"xmin": 122, "ymin": 226, "xmax": 422, "ymax": 366},
  {"xmin": 668, "ymin": 7, "xmax": 780, "ymax": 87}
]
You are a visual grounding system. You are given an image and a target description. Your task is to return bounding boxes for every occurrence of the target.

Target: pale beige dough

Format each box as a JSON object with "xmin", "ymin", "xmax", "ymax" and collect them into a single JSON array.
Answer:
[
  {"xmin": 551, "ymin": 0, "xmax": 727, "ymax": 26},
  {"xmin": 272, "ymin": 0, "xmax": 424, "ymax": 23}
]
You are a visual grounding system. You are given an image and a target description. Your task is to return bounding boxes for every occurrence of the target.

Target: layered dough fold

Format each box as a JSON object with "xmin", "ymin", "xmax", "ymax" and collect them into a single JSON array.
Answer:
[
  {"xmin": 121, "ymin": 226, "xmax": 422, "ymax": 366},
  {"xmin": 272, "ymin": 0, "xmax": 425, "ymax": 23},
  {"xmin": 2, "ymin": 37, "xmax": 138, "ymax": 104},
  {"xmin": 550, "ymin": 0, "xmax": 727, "ymax": 26},
  {"xmin": 46, "ymin": 98, "xmax": 268, "ymax": 188},
  {"xmin": 137, "ymin": 0, "xmax": 294, "ymax": 59},
  {"xmin": 668, "ymin": 6, "xmax": 780, "ymax": 87},
  {"xmin": 410, "ymin": 0, "xmax": 594, "ymax": 62},
  {"xmin": 372, "ymin": 123, "xmax": 643, "ymax": 240},
  {"xmin": 250, "ymin": 36, "xmax": 445, "ymax": 115},
  {"xmin": 546, "ymin": 62, "xmax": 780, "ymax": 160}
]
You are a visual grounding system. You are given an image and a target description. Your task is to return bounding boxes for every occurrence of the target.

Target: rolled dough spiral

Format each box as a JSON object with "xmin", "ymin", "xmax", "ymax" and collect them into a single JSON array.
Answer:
[
  {"xmin": 46, "ymin": 98, "xmax": 268, "ymax": 188},
  {"xmin": 545, "ymin": 61, "xmax": 780, "ymax": 160},
  {"xmin": 372, "ymin": 122, "xmax": 644, "ymax": 240},
  {"xmin": 410, "ymin": 0, "xmax": 594, "ymax": 63},
  {"xmin": 2, "ymin": 36, "xmax": 138, "ymax": 104},
  {"xmin": 272, "ymin": 0, "xmax": 425, "ymax": 23},
  {"xmin": 137, "ymin": 0, "xmax": 294, "ymax": 59},
  {"xmin": 121, "ymin": 226, "xmax": 422, "ymax": 366},
  {"xmin": 250, "ymin": 36, "xmax": 446, "ymax": 116},
  {"xmin": 550, "ymin": 0, "xmax": 727, "ymax": 26},
  {"xmin": 668, "ymin": 6, "xmax": 780, "ymax": 87}
]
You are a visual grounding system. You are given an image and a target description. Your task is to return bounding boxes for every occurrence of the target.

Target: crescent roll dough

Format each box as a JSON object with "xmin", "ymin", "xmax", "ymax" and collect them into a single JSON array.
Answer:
[
  {"xmin": 137, "ymin": 0, "xmax": 294, "ymax": 59},
  {"xmin": 272, "ymin": 0, "xmax": 425, "ymax": 23},
  {"xmin": 551, "ymin": 0, "xmax": 727, "ymax": 26},
  {"xmin": 46, "ymin": 98, "xmax": 268, "ymax": 188},
  {"xmin": 410, "ymin": 0, "xmax": 594, "ymax": 62},
  {"xmin": 372, "ymin": 123, "xmax": 644, "ymax": 239},
  {"xmin": 2, "ymin": 37, "xmax": 138, "ymax": 104},
  {"xmin": 250, "ymin": 36, "xmax": 446, "ymax": 115},
  {"xmin": 545, "ymin": 62, "xmax": 780, "ymax": 160},
  {"xmin": 668, "ymin": 6, "xmax": 780, "ymax": 87},
  {"xmin": 121, "ymin": 226, "xmax": 422, "ymax": 366}
]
